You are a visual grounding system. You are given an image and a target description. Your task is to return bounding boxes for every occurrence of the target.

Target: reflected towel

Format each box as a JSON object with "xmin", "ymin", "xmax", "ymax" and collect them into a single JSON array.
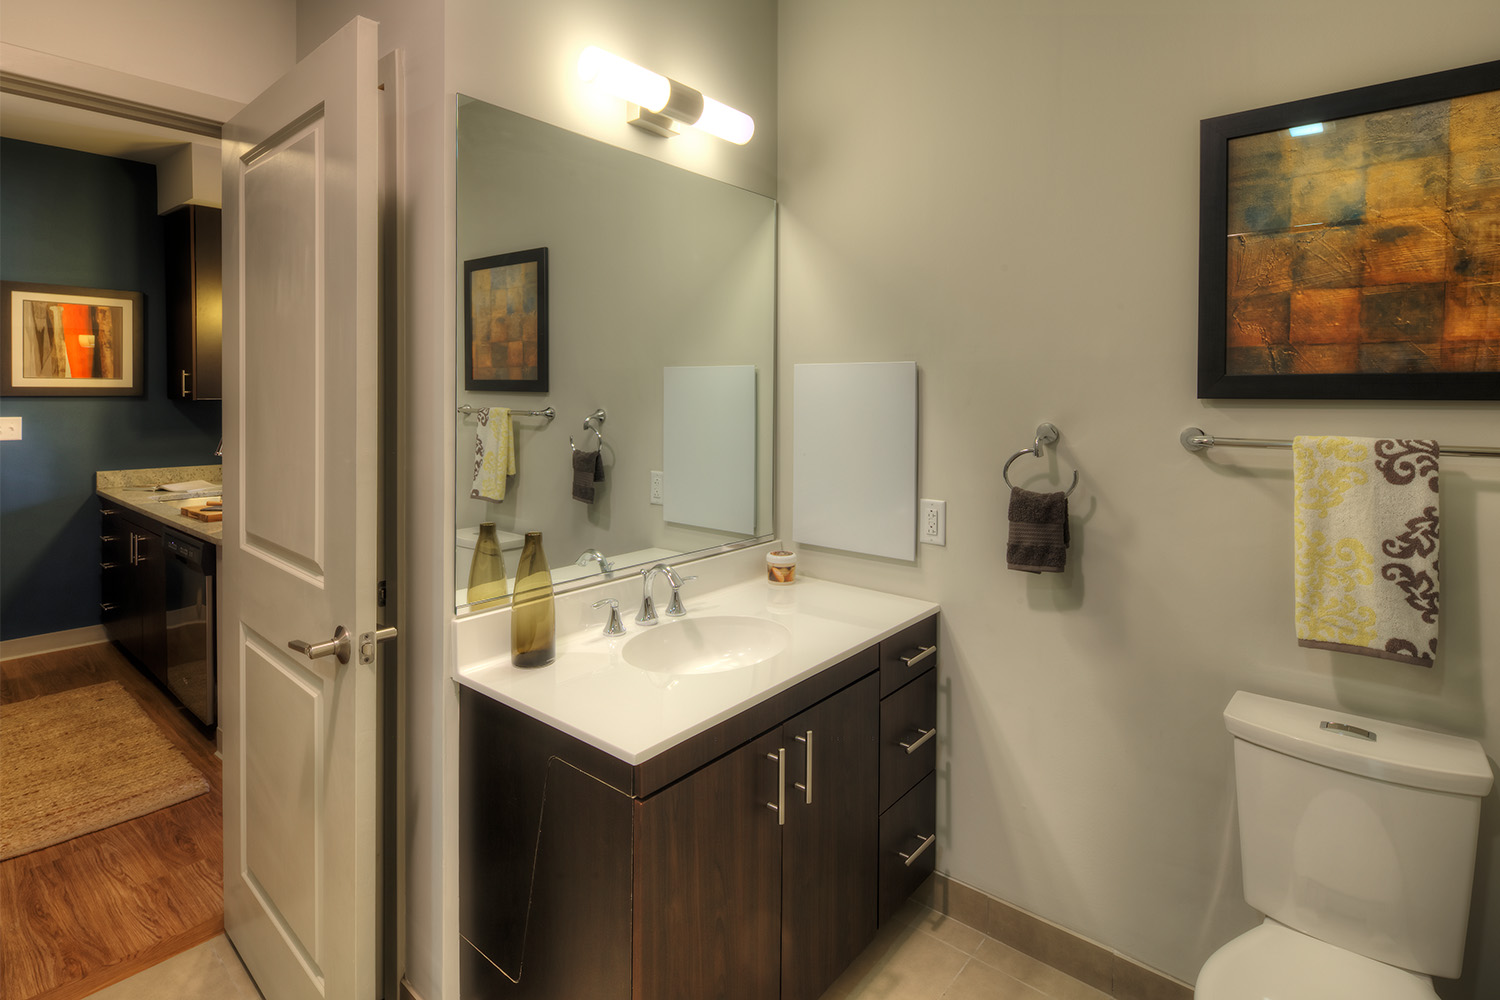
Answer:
[
  {"xmin": 1293, "ymin": 436, "xmax": 1439, "ymax": 667},
  {"xmin": 1006, "ymin": 488, "xmax": 1068, "ymax": 573},
  {"xmin": 469, "ymin": 408, "xmax": 516, "ymax": 503},
  {"xmin": 572, "ymin": 448, "xmax": 604, "ymax": 503}
]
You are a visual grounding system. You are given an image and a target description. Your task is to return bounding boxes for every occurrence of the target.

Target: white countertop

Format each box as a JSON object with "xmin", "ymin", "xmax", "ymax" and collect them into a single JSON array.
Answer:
[{"xmin": 457, "ymin": 576, "xmax": 938, "ymax": 765}]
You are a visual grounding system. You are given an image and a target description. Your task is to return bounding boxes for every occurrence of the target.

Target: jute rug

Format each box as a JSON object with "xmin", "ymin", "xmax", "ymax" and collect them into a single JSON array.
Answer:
[{"xmin": 0, "ymin": 681, "xmax": 209, "ymax": 860}]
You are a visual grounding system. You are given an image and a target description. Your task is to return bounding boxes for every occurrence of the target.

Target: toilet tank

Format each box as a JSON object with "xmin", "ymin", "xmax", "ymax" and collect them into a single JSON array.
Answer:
[{"xmin": 1224, "ymin": 691, "xmax": 1494, "ymax": 978}]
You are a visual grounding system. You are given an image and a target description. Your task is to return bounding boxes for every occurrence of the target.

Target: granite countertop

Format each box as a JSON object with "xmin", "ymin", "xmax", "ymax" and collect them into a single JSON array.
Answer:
[{"xmin": 96, "ymin": 465, "xmax": 223, "ymax": 545}]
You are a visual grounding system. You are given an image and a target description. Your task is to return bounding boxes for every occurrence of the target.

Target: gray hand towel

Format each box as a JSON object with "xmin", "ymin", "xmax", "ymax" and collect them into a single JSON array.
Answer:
[
  {"xmin": 1006, "ymin": 487, "xmax": 1069, "ymax": 573},
  {"xmin": 572, "ymin": 448, "xmax": 604, "ymax": 503}
]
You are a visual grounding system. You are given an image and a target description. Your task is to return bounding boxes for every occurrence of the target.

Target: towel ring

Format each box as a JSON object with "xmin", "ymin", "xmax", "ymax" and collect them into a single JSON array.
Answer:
[
  {"xmin": 1002, "ymin": 422, "xmax": 1079, "ymax": 497},
  {"xmin": 570, "ymin": 408, "xmax": 606, "ymax": 452}
]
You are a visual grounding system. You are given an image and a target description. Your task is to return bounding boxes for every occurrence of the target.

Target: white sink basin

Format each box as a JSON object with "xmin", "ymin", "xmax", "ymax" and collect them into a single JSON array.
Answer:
[{"xmin": 623, "ymin": 616, "xmax": 790, "ymax": 675}]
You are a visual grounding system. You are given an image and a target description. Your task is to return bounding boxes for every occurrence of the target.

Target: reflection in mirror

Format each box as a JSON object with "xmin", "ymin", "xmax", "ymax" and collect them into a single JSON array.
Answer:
[{"xmin": 455, "ymin": 96, "xmax": 776, "ymax": 614}]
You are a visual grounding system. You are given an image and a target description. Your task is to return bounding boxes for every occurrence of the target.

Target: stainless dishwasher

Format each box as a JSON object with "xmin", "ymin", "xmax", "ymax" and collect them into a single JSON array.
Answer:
[{"xmin": 163, "ymin": 529, "xmax": 216, "ymax": 726}]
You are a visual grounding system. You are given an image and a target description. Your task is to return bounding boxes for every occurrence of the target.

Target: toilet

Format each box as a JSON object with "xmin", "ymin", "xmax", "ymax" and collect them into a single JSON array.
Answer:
[{"xmin": 1196, "ymin": 691, "xmax": 1495, "ymax": 999}]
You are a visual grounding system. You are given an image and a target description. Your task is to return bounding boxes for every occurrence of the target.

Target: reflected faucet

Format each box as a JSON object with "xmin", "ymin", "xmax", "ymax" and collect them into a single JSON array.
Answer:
[
  {"xmin": 636, "ymin": 563, "xmax": 683, "ymax": 625},
  {"xmin": 575, "ymin": 548, "xmax": 613, "ymax": 574}
]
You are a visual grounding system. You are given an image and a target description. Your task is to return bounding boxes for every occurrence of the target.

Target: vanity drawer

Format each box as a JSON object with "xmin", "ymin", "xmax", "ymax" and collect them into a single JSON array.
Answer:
[
  {"xmin": 879, "ymin": 669, "xmax": 936, "ymax": 813},
  {"xmin": 879, "ymin": 616, "xmax": 938, "ymax": 697},
  {"xmin": 878, "ymin": 771, "xmax": 936, "ymax": 926}
]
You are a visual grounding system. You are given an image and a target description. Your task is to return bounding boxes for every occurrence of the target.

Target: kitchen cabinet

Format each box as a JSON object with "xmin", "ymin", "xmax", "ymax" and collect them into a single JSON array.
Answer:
[
  {"xmin": 164, "ymin": 205, "xmax": 222, "ymax": 400},
  {"xmin": 460, "ymin": 613, "xmax": 938, "ymax": 1000},
  {"xmin": 100, "ymin": 503, "xmax": 166, "ymax": 678}
]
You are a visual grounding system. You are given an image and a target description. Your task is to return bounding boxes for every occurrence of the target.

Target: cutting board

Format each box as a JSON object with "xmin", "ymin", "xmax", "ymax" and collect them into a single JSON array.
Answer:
[{"xmin": 181, "ymin": 504, "xmax": 223, "ymax": 522}]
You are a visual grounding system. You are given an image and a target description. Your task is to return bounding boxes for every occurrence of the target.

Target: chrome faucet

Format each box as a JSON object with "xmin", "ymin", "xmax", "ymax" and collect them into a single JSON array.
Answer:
[
  {"xmin": 575, "ymin": 548, "xmax": 614, "ymax": 574},
  {"xmin": 636, "ymin": 563, "xmax": 683, "ymax": 625},
  {"xmin": 665, "ymin": 574, "xmax": 697, "ymax": 618}
]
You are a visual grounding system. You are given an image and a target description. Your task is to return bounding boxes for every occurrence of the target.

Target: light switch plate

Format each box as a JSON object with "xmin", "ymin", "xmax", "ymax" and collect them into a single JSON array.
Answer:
[{"xmin": 0, "ymin": 417, "xmax": 21, "ymax": 441}]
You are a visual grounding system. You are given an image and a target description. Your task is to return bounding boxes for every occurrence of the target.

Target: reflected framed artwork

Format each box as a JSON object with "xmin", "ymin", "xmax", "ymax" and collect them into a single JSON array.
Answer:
[
  {"xmin": 1198, "ymin": 60, "xmax": 1500, "ymax": 399},
  {"xmin": 464, "ymin": 247, "xmax": 549, "ymax": 392},
  {"xmin": 1, "ymin": 282, "xmax": 144, "ymax": 396}
]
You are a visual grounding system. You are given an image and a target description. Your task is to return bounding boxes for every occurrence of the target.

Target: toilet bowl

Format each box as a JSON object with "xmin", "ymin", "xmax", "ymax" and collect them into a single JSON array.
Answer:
[
  {"xmin": 1194, "ymin": 692, "xmax": 1493, "ymax": 999},
  {"xmin": 1195, "ymin": 919, "xmax": 1436, "ymax": 999}
]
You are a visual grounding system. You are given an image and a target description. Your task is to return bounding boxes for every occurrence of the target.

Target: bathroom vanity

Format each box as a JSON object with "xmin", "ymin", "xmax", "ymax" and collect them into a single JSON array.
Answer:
[{"xmin": 458, "ymin": 578, "xmax": 938, "ymax": 1000}]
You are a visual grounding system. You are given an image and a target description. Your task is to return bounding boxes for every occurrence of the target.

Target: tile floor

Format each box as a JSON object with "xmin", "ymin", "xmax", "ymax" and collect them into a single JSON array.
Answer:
[
  {"xmin": 89, "ymin": 935, "xmax": 262, "ymax": 1000},
  {"xmin": 822, "ymin": 899, "xmax": 1109, "ymax": 1000},
  {"xmin": 100, "ymin": 900, "xmax": 1106, "ymax": 1000}
]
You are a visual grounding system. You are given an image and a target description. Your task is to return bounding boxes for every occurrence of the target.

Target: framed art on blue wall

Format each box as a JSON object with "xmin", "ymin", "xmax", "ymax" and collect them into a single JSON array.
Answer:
[
  {"xmin": 1198, "ymin": 60, "xmax": 1500, "ymax": 400},
  {"xmin": 1, "ymin": 281, "xmax": 145, "ymax": 396}
]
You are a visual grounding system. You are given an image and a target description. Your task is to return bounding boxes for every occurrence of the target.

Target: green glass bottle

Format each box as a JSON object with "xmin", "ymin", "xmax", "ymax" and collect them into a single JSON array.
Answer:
[
  {"xmin": 467, "ymin": 523, "xmax": 508, "ymax": 608},
  {"xmin": 511, "ymin": 531, "xmax": 556, "ymax": 667}
]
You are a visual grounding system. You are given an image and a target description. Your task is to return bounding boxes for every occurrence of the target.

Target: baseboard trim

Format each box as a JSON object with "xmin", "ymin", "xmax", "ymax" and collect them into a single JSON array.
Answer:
[
  {"xmin": 917, "ymin": 873, "xmax": 1193, "ymax": 1000},
  {"xmin": 0, "ymin": 625, "xmax": 110, "ymax": 661}
]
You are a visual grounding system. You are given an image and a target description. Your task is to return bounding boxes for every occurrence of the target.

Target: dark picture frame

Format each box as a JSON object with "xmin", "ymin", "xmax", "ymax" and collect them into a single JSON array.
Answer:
[
  {"xmin": 1198, "ymin": 60, "xmax": 1500, "ymax": 399},
  {"xmin": 464, "ymin": 247, "xmax": 549, "ymax": 393},
  {"xmin": 1, "ymin": 281, "xmax": 145, "ymax": 397}
]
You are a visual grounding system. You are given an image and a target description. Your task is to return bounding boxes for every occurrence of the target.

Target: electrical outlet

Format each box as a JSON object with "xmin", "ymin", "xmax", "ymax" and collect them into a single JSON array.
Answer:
[
  {"xmin": 0, "ymin": 417, "xmax": 20, "ymax": 441},
  {"xmin": 920, "ymin": 498, "xmax": 946, "ymax": 545},
  {"xmin": 650, "ymin": 470, "xmax": 664, "ymax": 505}
]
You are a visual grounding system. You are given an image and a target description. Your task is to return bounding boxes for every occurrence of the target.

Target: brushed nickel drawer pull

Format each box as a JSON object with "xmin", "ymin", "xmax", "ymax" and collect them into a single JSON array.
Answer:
[
  {"xmin": 99, "ymin": 508, "xmax": 118, "ymax": 516},
  {"xmin": 899, "ymin": 727, "xmax": 936, "ymax": 755},
  {"xmin": 766, "ymin": 748, "xmax": 786, "ymax": 826},
  {"xmin": 100, "ymin": 602, "xmax": 118, "ymax": 613},
  {"xmin": 100, "ymin": 534, "xmax": 120, "ymax": 543},
  {"xmin": 100, "ymin": 561, "xmax": 120, "ymax": 570},
  {"xmin": 899, "ymin": 833, "xmax": 936, "ymax": 867},
  {"xmin": 899, "ymin": 645, "xmax": 936, "ymax": 667},
  {"xmin": 794, "ymin": 730, "xmax": 812, "ymax": 804}
]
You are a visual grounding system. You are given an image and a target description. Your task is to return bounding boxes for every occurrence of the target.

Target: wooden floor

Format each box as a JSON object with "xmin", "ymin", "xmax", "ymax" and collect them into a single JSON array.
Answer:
[{"xmin": 0, "ymin": 642, "xmax": 223, "ymax": 1000}]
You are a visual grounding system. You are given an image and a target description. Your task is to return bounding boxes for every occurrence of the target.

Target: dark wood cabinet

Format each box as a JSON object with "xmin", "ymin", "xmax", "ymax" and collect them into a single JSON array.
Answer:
[
  {"xmin": 780, "ymin": 673, "xmax": 879, "ymax": 1000},
  {"xmin": 164, "ymin": 205, "xmax": 222, "ymax": 400},
  {"xmin": 460, "ymin": 613, "xmax": 938, "ymax": 1000},
  {"xmin": 100, "ymin": 503, "xmax": 165, "ymax": 678}
]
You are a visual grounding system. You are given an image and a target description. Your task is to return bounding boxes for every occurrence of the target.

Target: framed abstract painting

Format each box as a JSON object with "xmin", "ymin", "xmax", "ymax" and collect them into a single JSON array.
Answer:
[
  {"xmin": 1199, "ymin": 60, "xmax": 1500, "ymax": 399},
  {"xmin": 464, "ymin": 247, "xmax": 549, "ymax": 393},
  {"xmin": 1, "ymin": 282, "xmax": 144, "ymax": 396}
]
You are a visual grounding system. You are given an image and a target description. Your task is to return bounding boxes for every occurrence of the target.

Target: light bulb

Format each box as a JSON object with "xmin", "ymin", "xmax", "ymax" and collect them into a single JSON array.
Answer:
[
  {"xmin": 692, "ymin": 96, "xmax": 754, "ymax": 145},
  {"xmin": 577, "ymin": 46, "xmax": 670, "ymax": 113}
]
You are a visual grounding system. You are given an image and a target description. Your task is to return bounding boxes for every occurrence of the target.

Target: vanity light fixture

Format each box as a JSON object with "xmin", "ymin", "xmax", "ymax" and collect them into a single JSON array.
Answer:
[{"xmin": 577, "ymin": 46, "xmax": 754, "ymax": 145}]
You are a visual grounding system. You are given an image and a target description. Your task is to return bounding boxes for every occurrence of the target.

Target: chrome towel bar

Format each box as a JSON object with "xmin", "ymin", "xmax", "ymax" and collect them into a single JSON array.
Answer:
[
  {"xmin": 456, "ymin": 404, "xmax": 556, "ymax": 420},
  {"xmin": 1180, "ymin": 427, "xmax": 1500, "ymax": 458}
]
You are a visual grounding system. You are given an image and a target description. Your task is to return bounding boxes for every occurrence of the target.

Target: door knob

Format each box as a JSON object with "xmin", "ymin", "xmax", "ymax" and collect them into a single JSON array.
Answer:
[{"xmin": 289, "ymin": 625, "xmax": 352, "ymax": 665}]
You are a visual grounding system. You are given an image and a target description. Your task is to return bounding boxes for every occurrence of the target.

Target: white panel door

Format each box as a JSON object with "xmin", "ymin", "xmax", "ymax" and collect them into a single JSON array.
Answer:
[{"xmin": 220, "ymin": 17, "xmax": 380, "ymax": 1000}]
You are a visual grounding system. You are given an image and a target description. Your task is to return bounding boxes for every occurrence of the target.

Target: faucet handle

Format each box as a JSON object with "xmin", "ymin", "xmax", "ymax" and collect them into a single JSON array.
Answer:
[
  {"xmin": 665, "ymin": 575, "xmax": 698, "ymax": 617},
  {"xmin": 592, "ymin": 598, "xmax": 626, "ymax": 636}
]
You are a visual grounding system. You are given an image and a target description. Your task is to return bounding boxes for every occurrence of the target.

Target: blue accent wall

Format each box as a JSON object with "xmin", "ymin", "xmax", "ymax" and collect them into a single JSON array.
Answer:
[{"xmin": 0, "ymin": 139, "xmax": 221, "ymax": 641}]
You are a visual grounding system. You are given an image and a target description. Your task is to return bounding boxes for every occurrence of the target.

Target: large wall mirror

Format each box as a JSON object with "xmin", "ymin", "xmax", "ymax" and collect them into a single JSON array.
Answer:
[{"xmin": 454, "ymin": 96, "xmax": 776, "ymax": 614}]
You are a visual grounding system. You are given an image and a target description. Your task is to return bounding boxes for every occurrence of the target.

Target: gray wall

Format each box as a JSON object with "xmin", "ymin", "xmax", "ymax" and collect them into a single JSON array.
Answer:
[{"xmin": 778, "ymin": 0, "xmax": 1500, "ymax": 994}]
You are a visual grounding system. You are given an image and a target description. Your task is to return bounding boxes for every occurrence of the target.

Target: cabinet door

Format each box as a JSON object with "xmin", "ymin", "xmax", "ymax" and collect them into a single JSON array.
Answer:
[
  {"xmin": 100, "ymin": 508, "xmax": 134, "ymax": 648},
  {"xmin": 131, "ymin": 522, "xmax": 168, "ymax": 681},
  {"xmin": 634, "ymin": 730, "xmax": 783, "ymax": 1000},
  {"xmin": 780, "ymin": 673, "xmax": 879, "ymax": 1000}
]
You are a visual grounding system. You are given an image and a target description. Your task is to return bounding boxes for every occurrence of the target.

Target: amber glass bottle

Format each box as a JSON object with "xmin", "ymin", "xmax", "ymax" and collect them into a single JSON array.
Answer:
[
  {"xmin": 467, "ymin": 523, "xmax": 508, "ymax": 608},
  {"xmin": 511, "ymin": 531, "xmax": 556, "ymax": 667}
]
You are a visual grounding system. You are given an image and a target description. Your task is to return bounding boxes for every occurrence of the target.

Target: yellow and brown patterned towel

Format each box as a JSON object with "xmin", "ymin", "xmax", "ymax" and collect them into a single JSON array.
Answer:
[
  {"xmin": 1292, "ymin": 436, "xmax": 1439, "ymax": 667},
  {"xmin": 470, "ymin": 407, "xmax": 516, "ymax": 503}
]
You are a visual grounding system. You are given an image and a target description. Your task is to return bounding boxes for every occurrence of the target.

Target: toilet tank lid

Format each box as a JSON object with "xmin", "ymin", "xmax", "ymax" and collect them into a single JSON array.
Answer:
[{"xmin": 1224, "ymin": 691, "xmax": 1494, "ymax": 797}]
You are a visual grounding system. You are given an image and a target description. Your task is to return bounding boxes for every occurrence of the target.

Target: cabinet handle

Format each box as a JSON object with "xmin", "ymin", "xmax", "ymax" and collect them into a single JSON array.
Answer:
[
  {"xmin": 129, "ymin": 533, "xmax": 138, "ymax": 565},
  {"xmin": 899, "ymin": 645, "xmax": 936, "ymax": 667},
  {"xmin": 898, "ymin": 833, "xmax": 936, "ymax": 867},
  {"xmin": 100, "ymin": 561, "xmax": 120, "ymax": 570},
  {"xmin": 766, "ymin": 748, "xmax": 785, "ymax": 826},
  {"xmin": 794, "ymin": 730, "xmax": 812, "ymax": 804},
  {"xmin": 99, "ymin": 508, "xmax": 118, "ymax": 516},
  {"xmin": 899, "ymin": 727, "xmax": 937, "ymax": 755},
  {"xmin": 180, "ymin": 370, "xmax": 191, "ymax": 397},
  {"xmin": 100, "ymin": 534, "xmax": 120, "ymax": 543},
  {"xmin": 100, "ymin": 602, "xmax": 118, "ymax": 613}
]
